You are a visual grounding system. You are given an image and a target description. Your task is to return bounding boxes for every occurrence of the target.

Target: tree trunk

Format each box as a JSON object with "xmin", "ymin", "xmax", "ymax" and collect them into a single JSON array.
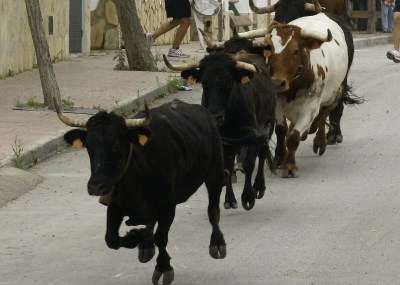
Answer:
[
  {"xmin": 367, "ymin": 0, "xmax": 377, "ymax": 33},
  {"xmin": 25, "ymin": 0, "xmax": 62, "ymax": 110},
  {"xmin": 113, "ymin": 0, "xmax": 158, "ymax": 71}
]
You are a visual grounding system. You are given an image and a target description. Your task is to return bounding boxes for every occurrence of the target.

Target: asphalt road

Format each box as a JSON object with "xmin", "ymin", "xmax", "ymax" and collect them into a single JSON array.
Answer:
[{"xmin": 1, "ymin": 43, "xmax": 400, "ymax": 285}]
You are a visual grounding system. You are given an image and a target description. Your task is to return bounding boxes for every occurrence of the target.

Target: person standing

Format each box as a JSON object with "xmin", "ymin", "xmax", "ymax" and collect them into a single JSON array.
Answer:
[
  {"xmin": 387, "ymin": 0, "xmax": 400, "ymax": 62},
  {"xmin": 145, "ymin": 0, "xmax": 191, "ymax": 58},
  {"xmin": 381, "ymin": 0, "xmax": 394, "ymax": 33}
]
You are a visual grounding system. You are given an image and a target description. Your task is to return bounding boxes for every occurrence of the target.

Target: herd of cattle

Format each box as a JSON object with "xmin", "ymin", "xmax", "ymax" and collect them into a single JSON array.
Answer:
[{"xmin": 55, "ymin": 0, "xmax": 363, "ymax": 284}]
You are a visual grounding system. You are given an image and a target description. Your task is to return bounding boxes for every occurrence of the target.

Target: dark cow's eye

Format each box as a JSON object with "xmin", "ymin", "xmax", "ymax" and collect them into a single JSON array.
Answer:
[{"xmin": 293, "ymin": 49, "xmax": 300, "ymax": 56}]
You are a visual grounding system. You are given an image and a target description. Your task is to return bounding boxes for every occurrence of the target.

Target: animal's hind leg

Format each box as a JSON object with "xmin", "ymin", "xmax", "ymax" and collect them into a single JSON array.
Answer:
[
  {"xmin": 137, "ymin": 223, "xmax": 156, "ymax": 263},
  {"xmin": 152, "ymin": 207, "xmax": 176, "ymax": 285},
  {"xmin": 240, "ymin": 146, "xmax": 259, "ymax": 210},
  {"xmin": 223, "ymin": 147, "xmax": 239, "ymax": 209},
  {"xmin": 313, "ymin": 112, "xmax": 329, "ymax": 156},
  {"xmin": 205, "ymin": 178, "xmax": 227, "ymax": 260},
  {"xmin": 252, "ymin": 146, "xmax": 267, "ymax": 199},
  {"xmin": 327, "ymin": 99, "xmax": 344, "ymax": 144}
]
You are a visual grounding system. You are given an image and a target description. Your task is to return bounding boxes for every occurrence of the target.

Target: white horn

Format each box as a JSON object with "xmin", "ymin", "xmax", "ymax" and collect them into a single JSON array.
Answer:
[
  {"xmin": 163, "ymin": 55, "xmax": 200, "ymax": 71},
  {"xmin": 238, "ymin": 28, "xmax": 268, "ymax": 39},
  {"xmin": 235, "ymin": 61, "xmax": 257, "ymax": 73},
  {"xmin": 301, "ymin": 28, "xmax": 332, "ymax": 42}
]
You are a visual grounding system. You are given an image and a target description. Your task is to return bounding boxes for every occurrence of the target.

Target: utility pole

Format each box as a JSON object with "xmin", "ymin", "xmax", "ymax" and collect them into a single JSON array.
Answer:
[{"xmin": 367, "ymin": 0, "xmax": 377, "ymax": 33}]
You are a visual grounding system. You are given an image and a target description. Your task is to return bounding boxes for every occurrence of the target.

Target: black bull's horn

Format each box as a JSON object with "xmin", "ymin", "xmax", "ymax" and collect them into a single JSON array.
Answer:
[
  {"xmin": 163, "ymin": 54, "xmax": 258, "ymax": 73},
  {"xmin": 249, "ymin": 0, "xmax": 323, "ymax": 14},
  {"xmin": 198, "ymin": 28, "xmax": 225, "ymax": 49},
  {"xmin": 54, "ymin": 98, "xmax": 151, "ymax": 128}
]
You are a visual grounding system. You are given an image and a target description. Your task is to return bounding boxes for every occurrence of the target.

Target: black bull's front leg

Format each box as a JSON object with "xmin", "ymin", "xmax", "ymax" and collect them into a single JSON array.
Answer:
[{"xmin": 105, "ymin": 203, "xmax": 155, "ymax": 263}]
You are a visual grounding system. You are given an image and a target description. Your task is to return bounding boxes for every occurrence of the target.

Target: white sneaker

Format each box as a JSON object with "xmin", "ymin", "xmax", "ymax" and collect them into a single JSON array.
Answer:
[
  {"xmin": 386, "ymin": 49, "xmax": 400, "ymax": 63},
  {"xmin": 144, "ymin": 33, "xmax": 154, "ymax": 49},
  {"xmin": 168, "ymin": 48, "xmax": 190, "ymax": 58}
]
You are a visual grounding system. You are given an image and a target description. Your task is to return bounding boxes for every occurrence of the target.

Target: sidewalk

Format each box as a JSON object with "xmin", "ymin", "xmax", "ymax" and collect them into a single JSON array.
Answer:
[{"xmin": 0, "ymin": 34, "xmax": 392, "ymax": 168}]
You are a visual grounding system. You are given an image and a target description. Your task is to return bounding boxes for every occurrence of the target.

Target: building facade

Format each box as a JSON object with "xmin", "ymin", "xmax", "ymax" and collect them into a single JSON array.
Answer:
[{"xmin": 0, "ymin": 0, "xmax": 91, "ymax": 78}]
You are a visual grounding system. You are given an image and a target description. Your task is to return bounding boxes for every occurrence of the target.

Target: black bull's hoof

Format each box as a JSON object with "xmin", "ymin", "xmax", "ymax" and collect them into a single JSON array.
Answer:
[
  {"xmin": 209, "ymin": 244, "xmax": 227, "ymax": 259},
  {"xmin": 138, "ymin": 245, "xmax": 155, "ymax": 263},
  {"xmin": 241, "ymin": 188, "xmax": 256, "ymax": 211},
  {"xmin": 152, "ymin": 268, "xmax": 174, "ymax": 285},
  {"xmin": 224, "ymin": 201, "xmax": 238, "ymax": 209}
]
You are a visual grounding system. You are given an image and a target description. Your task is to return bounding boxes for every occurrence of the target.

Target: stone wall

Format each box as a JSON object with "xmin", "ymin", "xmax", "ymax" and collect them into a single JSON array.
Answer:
[{"xmin": 0, "ymin": 0, "xmax": 91, "ymax": 78}]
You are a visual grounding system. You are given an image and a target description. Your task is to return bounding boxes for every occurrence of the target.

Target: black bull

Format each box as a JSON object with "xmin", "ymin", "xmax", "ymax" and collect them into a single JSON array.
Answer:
[
  {"xmin": 57, "ymin": 99, "xmax": 226, "ymax": 285},
  {"xmin": 164, "ymin": 52, "xmax": 276, "ymax": 211}
]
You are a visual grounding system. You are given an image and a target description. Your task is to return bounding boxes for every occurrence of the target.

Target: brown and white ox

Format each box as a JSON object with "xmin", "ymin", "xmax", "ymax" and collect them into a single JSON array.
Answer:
[{"xmin": 238, "ymin": 13, "xmax": 355, "ymax": 178}]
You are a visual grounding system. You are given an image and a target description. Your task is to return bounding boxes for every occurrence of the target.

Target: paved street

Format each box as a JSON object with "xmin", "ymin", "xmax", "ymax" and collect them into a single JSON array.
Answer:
[{"xmin": 1, "ymin": 43, "xmax": 400, "ymax": 284}]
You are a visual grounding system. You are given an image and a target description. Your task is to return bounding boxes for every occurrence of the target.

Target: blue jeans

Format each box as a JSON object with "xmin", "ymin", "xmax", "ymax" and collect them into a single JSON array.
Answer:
[{"xmin": 381, "ymin": 2, "xmax": 394, "ymax": 31}]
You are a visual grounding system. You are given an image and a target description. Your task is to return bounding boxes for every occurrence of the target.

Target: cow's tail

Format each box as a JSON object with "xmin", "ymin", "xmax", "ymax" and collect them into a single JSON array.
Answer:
[{"xmin": 342, "ymin": 81, "xmax": 364, "ymax": 106}]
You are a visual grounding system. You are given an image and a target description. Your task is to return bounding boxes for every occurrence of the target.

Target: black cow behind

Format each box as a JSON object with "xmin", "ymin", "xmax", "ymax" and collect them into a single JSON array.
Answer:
[
  {"xmin": 60, "ymin": 99, "xmax": 226, "ymax": 285},
  {"xmin": 167, "ymin": 52, "xmax": 276, "ymax": 211}
]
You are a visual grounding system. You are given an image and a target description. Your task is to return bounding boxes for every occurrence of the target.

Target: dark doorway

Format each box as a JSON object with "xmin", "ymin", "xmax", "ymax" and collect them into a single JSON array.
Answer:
[{"xmin": 69, "ymin": 0, "xmax": 82, "ymax": 53}]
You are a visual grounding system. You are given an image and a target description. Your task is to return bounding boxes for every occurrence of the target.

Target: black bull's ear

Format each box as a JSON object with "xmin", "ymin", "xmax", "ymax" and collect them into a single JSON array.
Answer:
[
  {"xmin": 181, "ymin": 69, "xmax": 201, "ymax": 84},
  {"xmin": 64, "ymin": 129, "xmax": 87, "ymax": 148},
  {"xmin": 128, "ymin": 127, "xmax": 153, "ymax": 146}
]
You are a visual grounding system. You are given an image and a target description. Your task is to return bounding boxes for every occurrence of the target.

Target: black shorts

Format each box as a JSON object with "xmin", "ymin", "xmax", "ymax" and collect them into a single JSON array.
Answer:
[
  {"xmin": 395, "ymin": 0, "xmax": 400, "ymax": 12},
  {"xmin": 165, "ymin": 0, "xmax": 191, "ymax": 19}
]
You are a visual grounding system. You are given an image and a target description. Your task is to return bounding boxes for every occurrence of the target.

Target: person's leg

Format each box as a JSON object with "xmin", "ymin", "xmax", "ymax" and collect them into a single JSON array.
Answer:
[
  {"xmin": 171, "ymin": 17, "xmax": 191, "ymax": 49},
  {"xmin": 381, "ymin": 2, "xmax": 389, "ymax": 31},
  {"xmin": 152, "ymin": 19, "xmax": 181, "ymax": 39},
  {"xmin": 393, "ymin": 12, "xmax": 400, "ymax": 50},
  {"xmin": 388, "ymin": 6, "xmax": 394, "ymax": 32},
  {"xmin": 386, "ymin": 10, "xmax": 400, "ymax": 62}
]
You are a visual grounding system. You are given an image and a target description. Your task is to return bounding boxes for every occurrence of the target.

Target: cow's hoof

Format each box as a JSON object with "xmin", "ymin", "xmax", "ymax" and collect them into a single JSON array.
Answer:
[
  {"xmin": 255, "ymin": 188, "xmax": 265, "ymax": 199},
  {"xmin": 328, "ymin": 134, "xmax": 343, "ymax": 144},
  {"xmin": 281, "ymin": 169, "xmax": 300, "ymax": 178},
  {"xmin": 281, "ymin": 169, "xmax": 290, "ymax": 178},
  {"xmin": 313, "ymin": 144, "xmax": 326, "ymax": 156},
  {"xmin": 224, "ymin": 201, "xmax": 238, "ymax": 209},
  {"xmin": 241, "ymin": 197, "xmax": 255, "ymax": 211},
  {"xmin": 138, "ymin": 245, "xmax": 155, "ymax": 263},
  {"xmin": 289, "ymin": 169, "xmax": 300, "ymax": 178},
  {"xmin": 209, "ymin": 244, "xmax": 227, "ymax": 259},
  {"xmin": 273, "ymin": 157, "xmax": 283, "ymax": 169},
  {"xmin": 152, "ymin": 269, "xmax": 174, "ymax": 285}
]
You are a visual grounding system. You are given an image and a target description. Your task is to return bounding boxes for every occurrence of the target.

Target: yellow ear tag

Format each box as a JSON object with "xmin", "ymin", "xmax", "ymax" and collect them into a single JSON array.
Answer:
[
  {"xmin": 188, "ymin": 75, "xmax": 197, "ymax": 85},
  {"xmin": 72, "ymin": 138, "xmax": 83, "ymax": 149},
  {"xmin": 138, "ymin": 134, "xmax": 149, "ymax": 146},
  {"xmin": 241, "ymin": 76, "xmax": 250, "ymax": 85},
  {"xmin": 263, "ymin": 49, "xmax": 272, "ymax": 58}
]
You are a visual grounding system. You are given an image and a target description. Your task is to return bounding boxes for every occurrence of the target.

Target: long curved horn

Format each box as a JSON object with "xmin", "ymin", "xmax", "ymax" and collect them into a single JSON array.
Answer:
[
  {"xmin": 198, "ymin": 28, "xmax": 225, "ymax": 49},
  {"xmin": 125, "ymin": 104, "xmax": 151, "ymax": 127},
  {"xmin": 54, "ymin": 98, "xmax": 88, "ymax": 128},
  {"xmin": 235, "ymin": 61, "xmax": 257, "ymax": 73},
  {"xmin": 163, "ymin": 54, "xmax": 200, "ymax": 71},
  {"xmin": 249, "ymin": 0, "xmax": 275, "ymax": 14},
  {"xmin": 300, "ymin": 28, "xmax": 332, "ymax": 42},
  {"xmin": 237, "ymin": 28, "xmax": 268, "ymax": 39}
]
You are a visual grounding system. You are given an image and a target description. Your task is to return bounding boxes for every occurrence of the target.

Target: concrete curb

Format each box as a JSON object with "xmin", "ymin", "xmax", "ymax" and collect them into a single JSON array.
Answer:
[
  {"xmin": 0, "ymin": 79, "xmax": 176, "ymax": 169},
  {"xmin": 354, "ymin": 34, "xmax": 392, "ymax": 49}
]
